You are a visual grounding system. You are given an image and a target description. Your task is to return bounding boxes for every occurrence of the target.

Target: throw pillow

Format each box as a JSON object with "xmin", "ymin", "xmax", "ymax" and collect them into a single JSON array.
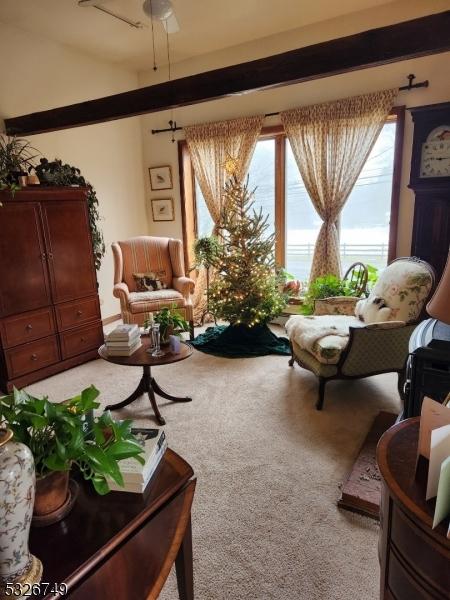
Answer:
[{"xmin": 133, "ymin": 271, "xmax": 167, "ymax": 292}]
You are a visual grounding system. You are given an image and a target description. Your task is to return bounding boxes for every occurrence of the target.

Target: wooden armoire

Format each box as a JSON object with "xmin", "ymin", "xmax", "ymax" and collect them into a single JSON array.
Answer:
[{"xmin": 0, "ymin": 187, "xmax": 104, "ymax": 392}]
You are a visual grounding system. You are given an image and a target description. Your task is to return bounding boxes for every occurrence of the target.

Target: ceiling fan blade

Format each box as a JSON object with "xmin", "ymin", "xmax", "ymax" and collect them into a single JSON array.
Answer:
[{"xmin": 163, "ymin": 13, "xmax": 179, "ymax": 34}]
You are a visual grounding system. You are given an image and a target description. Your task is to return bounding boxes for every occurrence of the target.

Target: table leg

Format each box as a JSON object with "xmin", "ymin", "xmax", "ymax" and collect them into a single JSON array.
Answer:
[
  {"xmin": 151, "ymin": 377, "xmax": 193, "ymax": 403},
  {"xmin": 105, "ymin": 373, "xmax": 146, "ymax": 411},
  {"xmin": 147, "ymin": 382, "xmax": 166, "ymax": 426},
  {"xmin": 175, "ymin": 516, "xmax": 194, "ymax": 600}
]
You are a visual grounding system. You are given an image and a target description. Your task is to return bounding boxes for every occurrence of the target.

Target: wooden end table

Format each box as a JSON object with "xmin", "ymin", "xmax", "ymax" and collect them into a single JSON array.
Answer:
[
  {"xmin": 30, "ymin": 449, "xmax": 196, "ymax": 600},
  {"xmin": 98, "ymin": 338, "xmax": 193, "ymax": 425},
  {"xmin": 377, "ymin": 418, "xmax": 450, "ymax": 599}
]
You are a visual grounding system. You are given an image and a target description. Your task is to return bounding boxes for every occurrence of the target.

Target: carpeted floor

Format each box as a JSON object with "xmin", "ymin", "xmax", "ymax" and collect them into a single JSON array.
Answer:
[{"xmin": 26, "ymin": 325, "xmax": 401, "ymax": 600}]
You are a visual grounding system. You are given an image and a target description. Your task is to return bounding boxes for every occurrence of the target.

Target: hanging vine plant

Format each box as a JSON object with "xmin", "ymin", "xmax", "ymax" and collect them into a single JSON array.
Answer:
[{"xmin": 34, "ymin": 158, "xmax": 106, "ymax": 270}]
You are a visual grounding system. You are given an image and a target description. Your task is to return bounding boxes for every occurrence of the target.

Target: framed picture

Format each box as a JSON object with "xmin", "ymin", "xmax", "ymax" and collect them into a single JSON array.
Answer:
[
  {"xmin": 149, "ymin": 165, "xmax": 172, "ymax": 190},
  {"xmin": 151, "ymin": 198, "xmax": 175, "ymax": 222}
]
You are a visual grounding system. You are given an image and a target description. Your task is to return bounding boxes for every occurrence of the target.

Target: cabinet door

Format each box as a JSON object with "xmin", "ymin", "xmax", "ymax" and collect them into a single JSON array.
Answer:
[
  {"xmin": 411, "ymin": 193, "xmax": 450, "ymax": 281},
  {"xmin": 41, "ymin": 199, "xmax": 98, "ymax": 303},
  {"xmin": 0, "ymin": 202, "xmax": 51, "ymax": 317}
]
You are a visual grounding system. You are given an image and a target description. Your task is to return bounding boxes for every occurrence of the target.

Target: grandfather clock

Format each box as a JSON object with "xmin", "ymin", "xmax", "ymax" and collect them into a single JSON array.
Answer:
[{"xmin": 409, "ymin": 101, "xmax": 450, "ymax": 281}]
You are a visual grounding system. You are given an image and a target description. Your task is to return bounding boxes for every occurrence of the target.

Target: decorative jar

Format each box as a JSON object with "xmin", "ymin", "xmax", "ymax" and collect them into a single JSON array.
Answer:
[{"xmin": 0, "ymin": 429, "xmax": 42, "ymax": 599}]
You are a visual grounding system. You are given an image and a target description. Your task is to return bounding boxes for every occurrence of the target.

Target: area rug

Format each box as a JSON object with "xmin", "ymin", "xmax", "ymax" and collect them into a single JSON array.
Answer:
[
  {"xmin": 26, "ymin": 325, "xmax": 401, "ymax": 600},
  {"xmin": 191, "ymin": 323, "xmax": 290, "ymax": 357}
]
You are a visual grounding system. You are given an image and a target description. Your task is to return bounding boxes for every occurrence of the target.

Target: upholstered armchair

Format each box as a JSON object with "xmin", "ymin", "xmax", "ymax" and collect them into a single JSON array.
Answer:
[
  {"xmin": 286, "ymin": 257, "xmax": 435, "ymax": 411},
  {"xmin": 112, "ymin": 236, "xmax": 195, "ymax": 337}
]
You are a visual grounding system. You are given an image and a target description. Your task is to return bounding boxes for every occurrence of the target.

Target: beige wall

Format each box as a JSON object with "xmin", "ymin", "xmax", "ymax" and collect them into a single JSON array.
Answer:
[
  {"xmin": 139, "ymin": 0, "xmax": 450, "ymax": 257},
  {"xmin": 0, "ymin": 22, "xmax": 148, "ymax": 319}
]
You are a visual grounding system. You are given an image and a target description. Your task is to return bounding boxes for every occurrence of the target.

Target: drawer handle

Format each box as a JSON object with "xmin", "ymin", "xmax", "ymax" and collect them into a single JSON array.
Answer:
[
  {"xmin": 48, "ymin": 252, "xmax": 54, "ymax": 260},
  {"xmin": 31, "ymin": 353, "xmax": 38, "ymax": 361},
  {"xmin": 81, "ymin": 337, "xmax": 86, "ymax": 342},
  {"xmin": 76, "ymin": 310, "xmax": 83, "ymax": 316},
  {"xmin": 25, "ymin": 324, "xmax": 33, "ymax": 331}
]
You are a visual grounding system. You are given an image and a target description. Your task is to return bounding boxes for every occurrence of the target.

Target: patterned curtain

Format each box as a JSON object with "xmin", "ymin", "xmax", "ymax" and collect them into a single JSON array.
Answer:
[
  {"xmin": 281, "ymin": 89, "xmax": 397, "ymax": 282},
  {"xmin": 184, "ymin": 115, "xmax": 264, "ymax": 323}
]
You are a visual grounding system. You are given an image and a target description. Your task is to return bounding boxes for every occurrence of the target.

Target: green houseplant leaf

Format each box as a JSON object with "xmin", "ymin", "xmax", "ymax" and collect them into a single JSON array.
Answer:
[{"xmin": 0, "ymin": 385, "xmax": 144, "ymax": 493}]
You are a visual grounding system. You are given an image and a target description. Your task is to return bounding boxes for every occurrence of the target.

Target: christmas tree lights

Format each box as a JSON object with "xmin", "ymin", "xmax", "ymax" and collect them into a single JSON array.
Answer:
[{"xmin": 208, "ymin": 175, "xmax": 286, "ymax": 328}]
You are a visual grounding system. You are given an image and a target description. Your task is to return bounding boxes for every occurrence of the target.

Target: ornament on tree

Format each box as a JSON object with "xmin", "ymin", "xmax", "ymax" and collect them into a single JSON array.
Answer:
[{"xmin": 207, "ymin": 175, "xmax": 287, "ymax": 328}]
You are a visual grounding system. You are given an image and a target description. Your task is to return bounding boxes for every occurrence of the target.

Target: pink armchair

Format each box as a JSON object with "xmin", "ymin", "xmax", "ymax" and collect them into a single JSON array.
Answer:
[{"xmin": 112, "ymin": 236, "xmax": 195, "ymax": 337}]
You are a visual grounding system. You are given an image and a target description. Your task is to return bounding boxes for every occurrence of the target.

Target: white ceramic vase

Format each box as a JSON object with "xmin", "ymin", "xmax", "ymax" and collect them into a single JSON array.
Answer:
[{"xmin": 0, "ymin": 429, "xmax": 42, "ymax": 597}]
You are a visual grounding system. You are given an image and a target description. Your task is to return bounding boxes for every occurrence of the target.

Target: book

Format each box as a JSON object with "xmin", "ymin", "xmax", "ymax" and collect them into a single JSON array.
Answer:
[
  {"xmin": 105, "ymin": 334, "xmax": 140, "ymax": 347},
  {"xmin": 108, "ymin": 428, "xmax": 167, "ymax": 493},
  {"xmin": 106, "ymin": 339, "xmax": 142, "ymax": 356},
  {"xmin": 106, "ymin": 324, "xmax": 139, "ymax": 341}
]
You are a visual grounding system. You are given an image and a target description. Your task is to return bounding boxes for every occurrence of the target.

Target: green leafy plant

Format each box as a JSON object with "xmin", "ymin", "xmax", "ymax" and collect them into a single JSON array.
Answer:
[
  {"xmin": 193, "ymin": 235, "xmax": 220, "ymax": 268},
  {"xmin": 301, "ymin": 274, "xmax": 357, "ymax": 315},
  {"xmin": 0, "ymin": 135, "xmax": 38, "ymax": 193},
  {"xmin": 0, "ymin": 385, "xmax": 144, "ymax": 495},
  {"xmin": 366, "ymin": 263, "xmax": 379, "ymax": 292},
  {"xmin": 33, "ymin": 158, "xmax": 105, "ymax": 270},
  {"xmin": 144, "ymin": 305, "xmax": 190, "ymax": 340}
]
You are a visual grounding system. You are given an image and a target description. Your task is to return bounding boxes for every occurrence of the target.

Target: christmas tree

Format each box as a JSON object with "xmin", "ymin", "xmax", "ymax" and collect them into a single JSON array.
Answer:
[{"xmin": 208, "ymin": 175, "xmax": 286, "ymax": 327}]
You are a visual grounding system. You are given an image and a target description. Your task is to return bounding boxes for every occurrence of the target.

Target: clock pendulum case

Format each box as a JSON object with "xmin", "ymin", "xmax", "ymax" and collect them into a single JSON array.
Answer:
[{"xmin": 409, "ymin": 101, "xmax": 450, "ymax": 281}]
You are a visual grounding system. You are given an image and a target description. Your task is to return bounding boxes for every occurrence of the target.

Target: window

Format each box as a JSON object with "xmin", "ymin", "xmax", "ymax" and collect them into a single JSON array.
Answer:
[{"xmin": 180, "ymin": 109, "xmax": 403, "ymax": 281}]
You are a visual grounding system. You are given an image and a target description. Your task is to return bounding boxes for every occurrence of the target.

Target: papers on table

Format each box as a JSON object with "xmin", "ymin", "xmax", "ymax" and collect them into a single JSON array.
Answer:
[{"xmin": 418, "ymin": 397, "xmax": 450, "ymax": 532}]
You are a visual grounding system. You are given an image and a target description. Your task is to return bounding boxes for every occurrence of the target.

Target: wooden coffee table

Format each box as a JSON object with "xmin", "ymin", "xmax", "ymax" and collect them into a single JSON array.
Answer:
[{"xmin": 98, "ymin": 337, "xmax": 193, "ymax": 425}]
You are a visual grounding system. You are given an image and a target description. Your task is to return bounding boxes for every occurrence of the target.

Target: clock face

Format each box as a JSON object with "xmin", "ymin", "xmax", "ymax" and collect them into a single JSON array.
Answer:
[{"xmin": 420, "ymin": 125, "xmax": 450, "ymax": 178}]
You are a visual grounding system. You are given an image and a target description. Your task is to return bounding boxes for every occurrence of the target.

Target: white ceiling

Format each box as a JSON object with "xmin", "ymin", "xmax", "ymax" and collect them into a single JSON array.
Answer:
[{"xmin": 0, "ymin": 0, "xmax": 400, "ymax": 72}]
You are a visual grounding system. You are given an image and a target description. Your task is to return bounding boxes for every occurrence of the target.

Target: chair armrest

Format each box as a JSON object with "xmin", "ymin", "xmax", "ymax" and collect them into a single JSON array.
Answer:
[
  {"xmin": 113, "ymin": 282, "xmax": 130, "ymax": 302},
  {"xmin": 313, "ymin": 296, "xmax": 359, "ymax": 316},
  {"xmin": 173, "ymin": 276, "xmax": 195, "ymax": 297}
]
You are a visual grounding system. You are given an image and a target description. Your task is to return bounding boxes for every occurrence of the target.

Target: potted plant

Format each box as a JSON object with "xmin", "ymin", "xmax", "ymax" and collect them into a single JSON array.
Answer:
[
  {"xmin": 0, "ymin": 385, "xmax": 144, "ymax": 519},
  {"xmin": 144, "ymin": 306, "xmax": 190, "ymax": 345},
  {"xmin": 0, "ymin": 135, "xmax": 38, "ymax": 193},
  {"xmin": 301, "ymin": 274, "xmax": 356, "ymax": 315},
  {"xmin": 193, "ymin": 235, "xmax": 220, "ymax": 269}
]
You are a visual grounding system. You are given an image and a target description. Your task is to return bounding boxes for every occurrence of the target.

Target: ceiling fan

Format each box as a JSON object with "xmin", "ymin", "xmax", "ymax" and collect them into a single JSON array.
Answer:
[{"xmin": 77, "ymin": 0, "xmax": 180, "ymax": 33}]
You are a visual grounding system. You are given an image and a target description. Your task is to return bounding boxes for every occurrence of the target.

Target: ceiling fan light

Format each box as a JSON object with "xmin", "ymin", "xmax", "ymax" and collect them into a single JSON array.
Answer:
[{"xmin": 142, "ymin": 0, "xmax": 173, "ymax": 21}]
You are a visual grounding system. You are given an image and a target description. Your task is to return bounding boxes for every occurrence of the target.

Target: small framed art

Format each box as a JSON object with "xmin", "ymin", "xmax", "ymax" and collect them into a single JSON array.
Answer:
[
  {"xmin": 151, "ymin": 198, "xmax": 175, "ymax": 222},
  {"xmin": 149, "ymin": 165, "xmax": 172, "ymax": 190}
]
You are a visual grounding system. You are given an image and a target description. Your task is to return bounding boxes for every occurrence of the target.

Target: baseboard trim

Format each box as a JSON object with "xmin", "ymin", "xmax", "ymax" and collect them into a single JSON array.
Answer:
[{"xmin": 102, "ymin": 314, "xmax": 121, "ymax": 326}]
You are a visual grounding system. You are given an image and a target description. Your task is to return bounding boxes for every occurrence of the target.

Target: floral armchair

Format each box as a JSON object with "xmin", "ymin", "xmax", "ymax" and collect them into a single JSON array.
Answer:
[
  {"xmin": 286, "ymin": 257, "xmax": 435, "ymax": 410},
  {"xmin": 112, "ymin": 236, "xmax": 195, "ymax": 337}
]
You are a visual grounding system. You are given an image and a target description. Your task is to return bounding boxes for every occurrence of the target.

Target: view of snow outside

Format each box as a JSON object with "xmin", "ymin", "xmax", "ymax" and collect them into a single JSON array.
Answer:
[{"xmin": 195, "ymin": 122, "xmax": 395, "ymax": 282}]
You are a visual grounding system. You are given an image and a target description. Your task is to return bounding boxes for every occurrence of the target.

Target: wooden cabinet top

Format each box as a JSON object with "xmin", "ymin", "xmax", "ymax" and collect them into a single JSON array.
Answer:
[
  {"xmin": 377, "ymin": 417, "xmax": 450, "ymax": 547},
  {"xmin": 0, "ymin": 187, "xmax": 88, "ymax": 202}
]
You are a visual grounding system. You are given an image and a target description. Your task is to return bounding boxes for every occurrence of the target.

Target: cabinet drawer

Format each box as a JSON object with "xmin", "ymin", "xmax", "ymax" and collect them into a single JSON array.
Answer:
[
  {"xmin": 0, "ymin": 307, "xmax": 55, "ymax": 349},
  {"xmin": 388, "ymin": 548, "xmax": 436, "ymax": 600},
  {"xmin": 5, "ymin": 336, "xmax": 60, "ymax": 379},
  {"xmin": 391, "ymin": 506, "xmax": 450, "ymax": 598},
  {"xmin": 60, "ymin": 322, "xmax": 103, "ymax": 359},
  {"xmin": 55, "ymin": 297, "xmax": 101, "ymax": 332}
]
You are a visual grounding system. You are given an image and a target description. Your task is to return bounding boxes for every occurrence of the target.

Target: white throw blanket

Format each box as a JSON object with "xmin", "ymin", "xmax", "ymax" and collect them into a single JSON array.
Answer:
[{"xmin": 286, "ymin": 314, "xmax": 364, "ymax": 353}]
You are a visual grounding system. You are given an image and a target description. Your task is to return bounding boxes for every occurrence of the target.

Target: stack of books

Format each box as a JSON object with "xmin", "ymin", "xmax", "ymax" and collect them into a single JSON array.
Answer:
[
  {"xmin": 105, "ymin": 324, "xmax": 141, "ymax": 356},
  {"xmin": 108, "ymin": 428, "xmax": 168, "ymax": 493}
]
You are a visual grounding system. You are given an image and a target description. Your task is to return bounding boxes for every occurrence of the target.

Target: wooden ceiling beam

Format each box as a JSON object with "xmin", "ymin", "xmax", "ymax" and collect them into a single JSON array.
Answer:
[{"xmin": 5, "ymin": 11, "xmax": 450, "ymax": 136}]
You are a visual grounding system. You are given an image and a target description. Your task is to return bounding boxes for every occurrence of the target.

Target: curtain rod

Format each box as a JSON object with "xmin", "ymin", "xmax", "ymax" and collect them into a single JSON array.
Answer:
[{"xmin": 151, "ymin": 74, "xmax": 428, "ymax": 136}]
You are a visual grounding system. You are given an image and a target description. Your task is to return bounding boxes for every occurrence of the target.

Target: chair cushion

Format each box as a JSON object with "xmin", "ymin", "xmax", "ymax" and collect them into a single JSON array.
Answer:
[
  {"xmin": 286, "ymin": 314, "xmax": 364, "ymax": 365},
  {"xmin": 355, "ymin": 259, "xmax": 433, "ymax": 323},
  {"xmin": 128, "ymin": 289, "xmax": 185, "ymax": 314}
]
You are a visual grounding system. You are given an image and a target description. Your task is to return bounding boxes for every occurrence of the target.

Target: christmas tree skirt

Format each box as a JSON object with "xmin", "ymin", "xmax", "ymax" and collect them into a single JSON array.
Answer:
[{"xmin": 191, "ymin": 324, "xmax": 290, "ymax": 358}]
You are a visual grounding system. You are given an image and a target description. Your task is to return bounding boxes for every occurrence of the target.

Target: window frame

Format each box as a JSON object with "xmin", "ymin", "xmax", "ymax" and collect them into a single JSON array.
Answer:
[{"xmin": 179, "ymin": 106, "xmax": 404, "ymax": 275}]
